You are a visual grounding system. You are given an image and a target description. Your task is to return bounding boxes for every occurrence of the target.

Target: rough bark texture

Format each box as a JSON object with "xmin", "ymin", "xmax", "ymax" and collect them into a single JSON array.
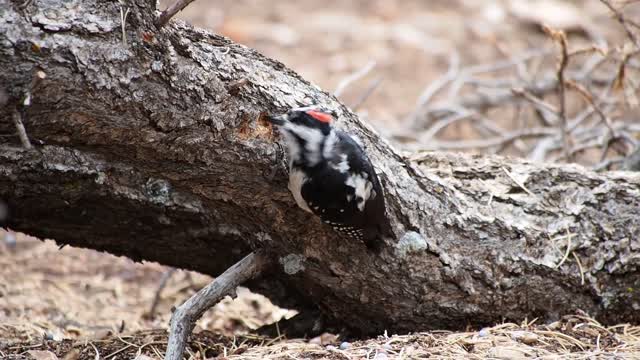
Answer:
[{"xmin": 1, "ymin": 0, "xmax": 639, "ymax": 334}]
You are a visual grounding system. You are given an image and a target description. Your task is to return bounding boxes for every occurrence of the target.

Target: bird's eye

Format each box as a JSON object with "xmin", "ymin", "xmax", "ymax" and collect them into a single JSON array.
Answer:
[{"xmin": 306, "ymin": 110, "xmax": 332, "ymax": 124}]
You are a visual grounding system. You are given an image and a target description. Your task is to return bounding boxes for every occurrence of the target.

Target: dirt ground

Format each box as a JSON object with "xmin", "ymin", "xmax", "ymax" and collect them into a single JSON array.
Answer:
[{"xmin": 3, "ymin": 0, "xmax": 640, "ymax": 359}]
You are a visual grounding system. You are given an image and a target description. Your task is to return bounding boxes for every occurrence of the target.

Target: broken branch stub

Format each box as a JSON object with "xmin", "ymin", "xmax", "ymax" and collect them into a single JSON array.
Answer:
[{"xmin": 165, "ymin": 250, "xmax": 270, "ymax": 360}]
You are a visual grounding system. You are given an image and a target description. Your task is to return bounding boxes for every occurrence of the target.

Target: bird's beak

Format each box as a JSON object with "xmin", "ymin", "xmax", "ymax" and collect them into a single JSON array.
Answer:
[{"xmin": 266, "ymin": 114, "xmax": 287, "ymax": 126}]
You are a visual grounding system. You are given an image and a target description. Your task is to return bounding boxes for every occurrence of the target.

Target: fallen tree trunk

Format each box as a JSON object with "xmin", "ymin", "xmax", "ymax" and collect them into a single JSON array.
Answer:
[{"xmin": 1, "ymin": 0, "xmax": 639, "ymax": 335}]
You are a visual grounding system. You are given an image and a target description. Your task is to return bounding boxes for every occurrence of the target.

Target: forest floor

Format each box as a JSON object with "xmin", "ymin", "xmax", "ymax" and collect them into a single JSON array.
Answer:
[
  {"xmin": 3, "ymin": 0, "xmax": 640, "ymax": 359},
  {"xmin": 2, "ymin": 236, "xmax": 639, "ymax": 359}
]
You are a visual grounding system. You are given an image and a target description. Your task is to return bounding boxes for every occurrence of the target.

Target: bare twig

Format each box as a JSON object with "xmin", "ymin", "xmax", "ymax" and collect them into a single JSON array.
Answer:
[
  {"xmin": 567, "ymin": 73, "xmax": 618, "ymax": 133},
  {"xmin": 622, "ymin": 144, "xmax": 640, "ymax": 171},
  {"xmin": 417, "ymin": 127, "xmax": 556, "ymax": 151},
  {"xmin": 25, "ymin": 69, "xmax": 46, "ymax": 105},
  {"xmin": 528, "ymin": 136, "xmax": 559, "ymax": 162},
  {"xmin": 104, "ymin": 344, "xmax": 133, "ymax": 359},
  {"xmin": 502, "ymin": 167, "xmax": 539, "ymax": 199},
  {"xmin": 409, "ymin": 51, "xmax": 460, "ymax": 126},
  {"xmin": 164, "ymin": 250, "xmax": 270, "ymax": 360},
  {"xmin": 334, "ymin": 61, "xmax": 376, "ymax": 97},
  {"xmin": 12, "ymin": 110, "xmax": 32, "ymax": 149},
  {"xmin": 511, "ymin": 87, "xmax": 559, "ymax": 118},
  {"xmin": 426, "ymin": 76, "xmax": 559, "ymax": 119},
  {"xmin": 566, "ymin": 80, "xmax": 615, "ymax": 135},
  {"xmin": 412, "ymin": 48, "xmax": 613, "ymax": 133},
  {"xmin": 572, "ymin": 252, "xmax": 585, "ymax": 285},
  {"xmin": 11, "ymin": 70, "xmax": 47, "ymax": 150},
  {"xmin": 89, "ymin": 341, "xmax": 100, "ymax": 360},
  {"xmin": 403, "ymin": 8, "xmax": 638, "ymax": 169},
  {"xmin": 599, "ymin": 0, "xmax": 640, "ymax": 50},
  {"xmin": 544, "ymin": 26, "xmax": 572, "ymax": 161},
  {"xmin": 17, "ymin": 0, "xmax": 34, "ymax": 10},
  {"xmin": 554, "ymin": 230, "xmax": 576, "ymax": 269},
  {"xmin": 421, "ymin": 110, "xmax": 474, "ymax": 141},
  {"xmin": 148, "ymin": 268, "xmax": 177, "ymax": 320},
  {"xmin": 549, "ymin": 120, "xmax": 634, "ymax": 163},
  {"xmin": 411, "ymin": 49, "xmax": 557, "ymax": 132},
  {"xmin": 594, "ymin": 156, "xmax": 626, "ymax": 171},
  {"xmin": 156, "ymin": 0, "xmax": 198, "ymax": 28},
  {"xmin": 351, "ymin": 76, "xmax": 383, "ymax": 111},
  {"xmin": 118, "ymin": 1, "xmax": 130, "ymax": 45}
]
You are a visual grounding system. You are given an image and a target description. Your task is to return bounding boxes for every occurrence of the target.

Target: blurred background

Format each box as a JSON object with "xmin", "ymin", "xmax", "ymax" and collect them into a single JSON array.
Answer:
[
  {"xmin": 167, "ymin": 0, "xmax": 640, "ymax": 168},
  {"xmin": 2, "ymin": 0, "xmax": 640, "ymax": 351}
]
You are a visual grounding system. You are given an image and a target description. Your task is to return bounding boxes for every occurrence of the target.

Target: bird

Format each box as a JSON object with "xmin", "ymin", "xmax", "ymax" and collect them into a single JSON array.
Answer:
[{"xmin": 266, "ymin": 107, "xmax": 390, "ymax": 252}]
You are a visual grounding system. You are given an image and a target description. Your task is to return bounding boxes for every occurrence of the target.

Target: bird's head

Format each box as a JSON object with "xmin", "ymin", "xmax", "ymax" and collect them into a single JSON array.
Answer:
[
  {"xmin": 267, "ymin": 107, "xmax": 337, "ymax": 166},
  {"xmin": 267, "ymin": 107, "xmax": 334, "ymax": 133}
]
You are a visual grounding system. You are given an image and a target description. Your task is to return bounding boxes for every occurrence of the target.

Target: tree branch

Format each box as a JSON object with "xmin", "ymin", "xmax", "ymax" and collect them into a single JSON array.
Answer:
[
  {"xmin": 156, "ymin": 0, "xmax": 198, "ymax": 28},
  {"xmin": 11, "ymin": 109, "xmax": 32, "ymax": 150},
  {"xmin": 599, "ymin": 0, "xmax": 640, "ymax": 50},
  {"xmin": 165, "ymin": 250, "xmax": 271, "ymax": 360}
]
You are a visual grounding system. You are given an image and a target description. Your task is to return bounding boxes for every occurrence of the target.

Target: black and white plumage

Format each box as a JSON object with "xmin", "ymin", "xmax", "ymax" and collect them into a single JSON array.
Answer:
[{"xmin": 267, "ymin": 107, "xmax": 390, "ymax": 252}]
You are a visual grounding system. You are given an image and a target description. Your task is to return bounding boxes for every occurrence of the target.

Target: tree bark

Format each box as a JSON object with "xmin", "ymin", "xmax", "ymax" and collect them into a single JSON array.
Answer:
[{"xmin": 1, "ymin": 0, "xmax": 639, "ymax": 335}]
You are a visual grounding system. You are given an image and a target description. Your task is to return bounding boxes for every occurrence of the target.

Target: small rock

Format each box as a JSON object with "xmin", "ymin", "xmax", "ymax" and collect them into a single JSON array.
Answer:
[
  {"xmin": 309, "ymin": 332, "xmax": 338, "ymax": 345},
  {"xmin": 43, "ymin": 331, "xmax": 62, "ymax": 341},
  {"xmin": 373, "ymin": 352, "xmax": 388, "ymax": 360},
  {"xmin": 339, "ymin": 341, "xmax": 351, "ymax": 350},
  {"xmin": 92, "ymin": 329, "xmax": 112, "ymax": 340},
  {"xmin": 521, "ymin": 332, "xmax": 539, "ymax": 344},
  {"xmin": 512, "ymin": 331, "xmax": 539, "ymax": 344}
]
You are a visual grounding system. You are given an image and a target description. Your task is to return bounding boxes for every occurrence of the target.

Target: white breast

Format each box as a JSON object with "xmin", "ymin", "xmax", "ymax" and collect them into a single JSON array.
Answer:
[{"xmin": 288, "ymin": 169, "xmax": 312, "ymax": 213}]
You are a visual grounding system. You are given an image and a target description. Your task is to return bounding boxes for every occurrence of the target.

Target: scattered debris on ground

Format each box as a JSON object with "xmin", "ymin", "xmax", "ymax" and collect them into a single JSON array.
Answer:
[
  {"xmin": 2, "ymin": 235, "xmax": 640, "ymax": 359},
  {"xmin": 2, "ymin": 315, "xmax": 639, "ymax": 359}
]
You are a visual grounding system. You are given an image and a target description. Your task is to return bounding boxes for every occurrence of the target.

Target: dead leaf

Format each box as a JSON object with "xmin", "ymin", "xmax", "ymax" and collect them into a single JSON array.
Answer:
[{"xmin": 512, "ymin": 331, "xmax": 539, "ymax": 344}]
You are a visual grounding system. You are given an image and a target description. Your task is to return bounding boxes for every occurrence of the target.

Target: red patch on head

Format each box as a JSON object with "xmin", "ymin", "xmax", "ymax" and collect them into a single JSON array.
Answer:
[{"xmin": 306, "ymin": 110, "xmax": 333, "ymax": 124}]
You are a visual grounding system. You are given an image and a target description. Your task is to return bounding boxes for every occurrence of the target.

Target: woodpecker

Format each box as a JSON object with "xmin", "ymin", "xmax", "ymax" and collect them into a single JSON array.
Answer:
[{"xmin": 267, "ymin": 107, "xmax": 390, "ymax": 252}]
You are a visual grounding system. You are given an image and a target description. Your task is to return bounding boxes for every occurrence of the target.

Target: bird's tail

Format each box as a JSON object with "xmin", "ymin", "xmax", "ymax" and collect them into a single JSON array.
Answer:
[{"xmin": 363, "ymin": 221, "xmax": 393, "ymax": 254}]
